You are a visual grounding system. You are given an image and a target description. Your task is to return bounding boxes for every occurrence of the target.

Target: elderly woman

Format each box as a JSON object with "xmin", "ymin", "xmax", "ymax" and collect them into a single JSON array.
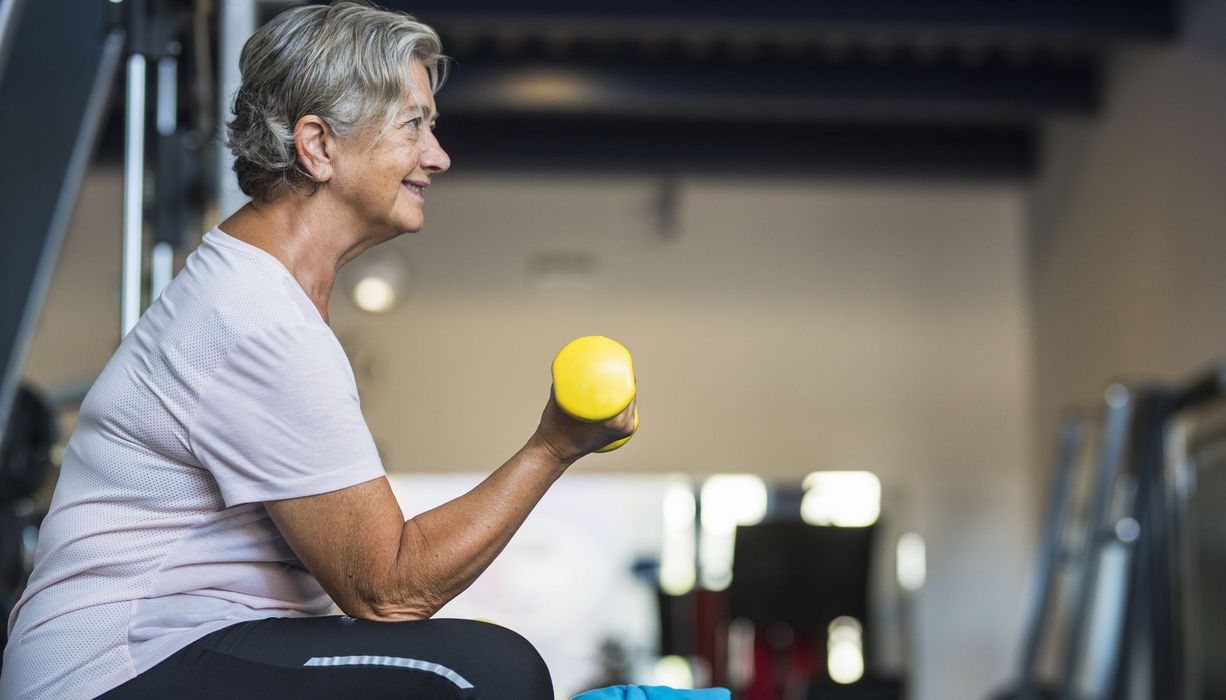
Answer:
[{"xmin": 0, "ymin": 2, "xmax": 634, "ymax": 698}]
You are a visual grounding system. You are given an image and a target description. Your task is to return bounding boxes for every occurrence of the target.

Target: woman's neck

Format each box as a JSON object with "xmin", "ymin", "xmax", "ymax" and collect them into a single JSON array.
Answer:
[{"xmin": 219, "ymin": 196, "xmax": 377, "ymax": 325}]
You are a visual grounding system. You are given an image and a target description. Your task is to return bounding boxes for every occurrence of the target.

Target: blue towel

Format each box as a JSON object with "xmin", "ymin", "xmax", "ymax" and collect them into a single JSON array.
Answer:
[{"xmin": 572, "ymin": 686, "xmax": 730, "ymax": 700}]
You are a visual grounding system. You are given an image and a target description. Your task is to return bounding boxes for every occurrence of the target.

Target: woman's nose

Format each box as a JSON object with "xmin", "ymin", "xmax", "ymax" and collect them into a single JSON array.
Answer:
[{"xmin": 421, "ymin": 131, "xmax": 451, "ymax": 175}]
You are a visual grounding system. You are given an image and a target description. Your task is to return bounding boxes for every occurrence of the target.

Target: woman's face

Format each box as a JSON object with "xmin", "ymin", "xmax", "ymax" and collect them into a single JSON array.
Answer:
[{"xmin": 332, "ymin": 60, "xmax": 450, "ymax": 239}]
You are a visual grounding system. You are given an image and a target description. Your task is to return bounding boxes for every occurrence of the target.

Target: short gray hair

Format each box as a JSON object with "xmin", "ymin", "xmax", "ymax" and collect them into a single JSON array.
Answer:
[{"xmin": 225, "ymin": 1, "xmax": 447, "ymax": 201}]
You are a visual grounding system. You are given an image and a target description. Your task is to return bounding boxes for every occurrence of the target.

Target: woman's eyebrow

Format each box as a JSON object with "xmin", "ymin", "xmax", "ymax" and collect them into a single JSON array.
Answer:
[{"xmin": 402, "ymin": 105, "xmax": 439, "ymax": 123}]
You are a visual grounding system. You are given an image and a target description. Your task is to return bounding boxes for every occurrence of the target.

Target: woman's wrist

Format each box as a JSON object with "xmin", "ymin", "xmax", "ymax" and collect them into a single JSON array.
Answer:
[{"xmin": 524, "ymin": 430, "xmax": 580, "ymax": 473}]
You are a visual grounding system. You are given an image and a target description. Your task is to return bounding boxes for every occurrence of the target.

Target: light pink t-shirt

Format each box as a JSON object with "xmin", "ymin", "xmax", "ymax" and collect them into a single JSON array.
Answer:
[{"xmin": 0, "ymin": 228, "xmax": 385, "ymax": 700}]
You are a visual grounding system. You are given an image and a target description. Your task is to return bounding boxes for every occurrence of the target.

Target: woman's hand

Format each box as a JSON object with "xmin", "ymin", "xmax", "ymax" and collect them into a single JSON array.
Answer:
[{"xmin": 532, "ymin": 385, "xmax": 637, "ymax": 465}]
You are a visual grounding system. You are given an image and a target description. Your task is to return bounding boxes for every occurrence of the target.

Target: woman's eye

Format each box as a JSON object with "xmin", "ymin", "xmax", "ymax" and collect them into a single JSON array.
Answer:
[{"xmin": 404, "ymin": 117, "xmax": 422, "ymax": 130}]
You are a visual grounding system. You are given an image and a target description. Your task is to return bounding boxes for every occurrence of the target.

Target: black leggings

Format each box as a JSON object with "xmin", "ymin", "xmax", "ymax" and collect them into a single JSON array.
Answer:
[{"xmin": 99, "ymin": 616, "xmax": 553, "ymax": 699}]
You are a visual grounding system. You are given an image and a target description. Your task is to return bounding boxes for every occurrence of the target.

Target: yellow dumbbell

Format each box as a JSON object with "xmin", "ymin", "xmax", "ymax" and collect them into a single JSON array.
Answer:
[{"xmin": 551, "ymin": 336, "xmax": 638, "ymax": 453}]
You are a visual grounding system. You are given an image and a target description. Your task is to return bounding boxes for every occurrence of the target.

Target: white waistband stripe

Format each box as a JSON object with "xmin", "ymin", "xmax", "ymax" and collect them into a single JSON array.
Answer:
[{"xmin": 303, "ymin": 655, "xmax": 474, "ymax": 689}]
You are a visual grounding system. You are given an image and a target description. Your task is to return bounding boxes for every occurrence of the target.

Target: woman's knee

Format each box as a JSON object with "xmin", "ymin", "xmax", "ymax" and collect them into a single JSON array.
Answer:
[
  {"xmin": 443, "ymin": 620, "xmax": 552, "ymax": 697},
  {"xmin": 452, "ymin": 620, "xmax": 549, "ymax": 670}
]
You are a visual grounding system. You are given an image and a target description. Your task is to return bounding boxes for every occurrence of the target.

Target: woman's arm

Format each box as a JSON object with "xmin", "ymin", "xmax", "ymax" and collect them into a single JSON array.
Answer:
[{"xmin": 264, "ymin": 390, "xmax": 635, "ymax": 620}]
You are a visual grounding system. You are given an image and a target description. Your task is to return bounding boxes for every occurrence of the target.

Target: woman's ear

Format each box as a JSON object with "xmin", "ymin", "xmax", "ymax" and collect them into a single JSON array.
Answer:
[{"xmin": 294, "ymin": 115, "xmax": 335, "ymax": 183}]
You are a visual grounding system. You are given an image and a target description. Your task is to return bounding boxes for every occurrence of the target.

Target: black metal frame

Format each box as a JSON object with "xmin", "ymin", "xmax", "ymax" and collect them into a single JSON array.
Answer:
[
  {"xmin": 0, "ymin": 0, "xmax": 123, "ymax": 450},
  {"xmin": 0, "ymin": 0, "xmax": 205, "ymax": 449},
  {"xmin": 1161, "ymin": 366, "xmax": 1226, "ymax": 700}
]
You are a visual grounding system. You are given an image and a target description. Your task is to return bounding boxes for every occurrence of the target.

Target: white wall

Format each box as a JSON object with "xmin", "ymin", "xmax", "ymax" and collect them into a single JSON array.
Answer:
[
  {"xmin": 27, "ymin": 169, "xmax": 1034, "ymax": 700},
  {"xmin": 1029, "ymin": 0, "xmax": 1226, "ymax": 446}
]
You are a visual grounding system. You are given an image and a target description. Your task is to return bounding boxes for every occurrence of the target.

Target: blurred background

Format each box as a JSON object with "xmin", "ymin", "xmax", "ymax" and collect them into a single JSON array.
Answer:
[{"xmin": 1, "ymin": 0, "xmax": 1225, "ymax": 698}]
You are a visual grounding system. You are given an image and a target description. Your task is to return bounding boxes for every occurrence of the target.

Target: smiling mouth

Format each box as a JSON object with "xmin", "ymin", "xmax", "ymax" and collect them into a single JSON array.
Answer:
[{"xmin": 402, "ymin": 181, "xmax": 425, "ymax": 199}]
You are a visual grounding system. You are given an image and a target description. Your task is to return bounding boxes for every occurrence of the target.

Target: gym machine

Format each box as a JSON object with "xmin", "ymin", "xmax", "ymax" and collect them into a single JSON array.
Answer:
[
  {"xmin": 0, "ymin": 0, "xmax": 208, "ymax": 656},
  {"xmin": 1002, "ymin": 364, "xmax": 1226, "ymax": 700},
  {"xmin": 0, "ymin": 0, "xmax": 207, "ymax": 444}
]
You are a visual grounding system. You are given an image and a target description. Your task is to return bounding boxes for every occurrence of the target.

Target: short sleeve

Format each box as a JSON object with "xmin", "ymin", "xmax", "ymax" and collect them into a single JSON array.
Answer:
[{"xmin": 188, "ymin": 323, "xmax": 385, "ymax": 507}]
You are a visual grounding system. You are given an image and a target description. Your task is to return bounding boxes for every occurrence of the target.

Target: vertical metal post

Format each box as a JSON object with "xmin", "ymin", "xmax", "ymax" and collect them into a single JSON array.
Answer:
[
  {"xmin": 1017, "ymin": 415, "xmax": 1085, "ymax": 698},
  {"xmin": 150, "ymin": 54, "xmax": 177, "ymax": 301},
  {"xmin": 150, "ymin": 242, "xmax": 174, "ymax": 300},
  {"xmin": 217, "ymin": 0, "xmax": 257, "ymax": 220},
  {"xmin": 1060, "ymin": 384, "xmax": 1134, "ymax": 698},
  {"xmin": 121, "ymin": 50, "xmax": 146, "ymax": 337},
  {"xmin": 120, "ymin": 0, "xmax": 148, "ymax": 338}
]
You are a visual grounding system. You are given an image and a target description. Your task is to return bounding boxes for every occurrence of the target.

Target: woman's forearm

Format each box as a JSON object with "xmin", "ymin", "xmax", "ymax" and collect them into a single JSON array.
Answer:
[{"xmin": 359, "ymin": 434, "xmax": 573, "ymax": 620}]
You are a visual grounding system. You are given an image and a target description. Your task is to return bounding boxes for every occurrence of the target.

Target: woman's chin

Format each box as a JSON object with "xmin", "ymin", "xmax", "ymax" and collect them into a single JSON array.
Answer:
[
  {"xmin": 394, "ymin": 209, "xmax": 425, "ymax": 235},
  {"xmin": 381, "ymin": 216, "xmax": 424, "ymax": 238}
]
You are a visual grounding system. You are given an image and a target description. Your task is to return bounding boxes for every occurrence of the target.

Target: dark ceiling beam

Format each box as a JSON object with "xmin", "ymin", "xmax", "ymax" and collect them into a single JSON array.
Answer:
[
  {"xmin": 95, "ymin": 108, "xmax": 1034, "ymax": 181},
  {"xmin": 435, "ymin": 116, "xmax": 1036, "ymax": 180},
  {"xmin": 389, "ymin": 0, "xmax": 1176, "ymax": 43},
  {"xmin": 440, "ymin": 53, "xmax": 1099, "ymax": 122}
]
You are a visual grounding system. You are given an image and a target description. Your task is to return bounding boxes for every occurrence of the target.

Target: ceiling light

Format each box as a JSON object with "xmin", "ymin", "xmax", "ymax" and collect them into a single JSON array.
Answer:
[
  {"xmin": 346, "ymin": 250, "xmax": 410, "ymax": 314},
  {"xmin": 353, "ymin": 276, "xmax": 396, "ymax": 313}
]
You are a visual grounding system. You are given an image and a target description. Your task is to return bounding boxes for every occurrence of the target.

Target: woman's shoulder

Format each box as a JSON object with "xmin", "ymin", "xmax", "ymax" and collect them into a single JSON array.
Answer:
[{"xmin": 169, "ymin": 228, "xmax": 324, "ymax": 337}]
